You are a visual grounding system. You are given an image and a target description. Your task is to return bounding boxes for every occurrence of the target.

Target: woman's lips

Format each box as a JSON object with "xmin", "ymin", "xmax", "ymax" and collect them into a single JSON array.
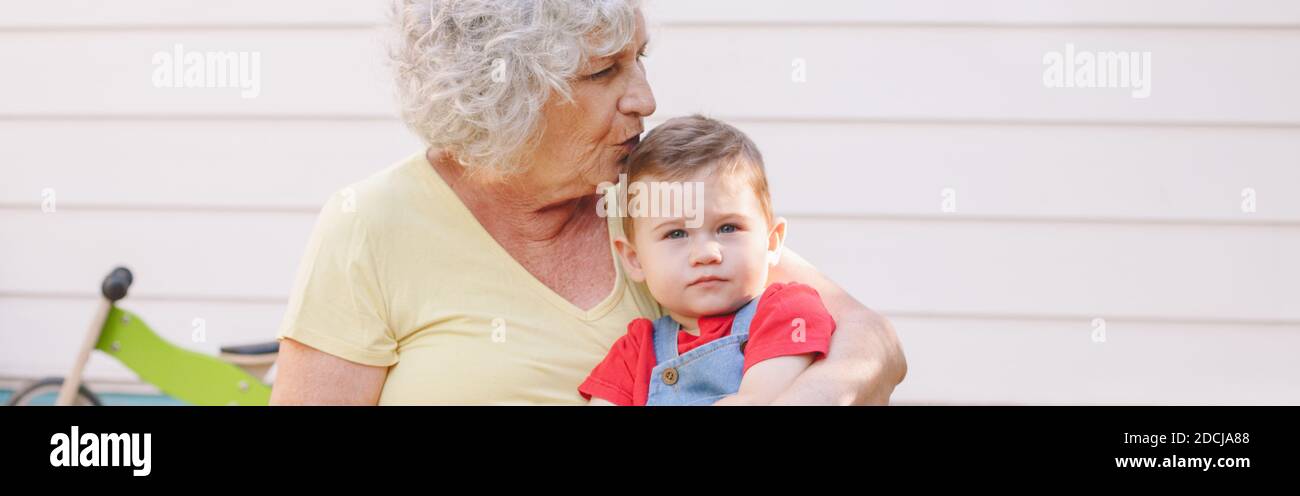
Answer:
[{"xmin": 621, "ymin": 135, "xmax": 640, "ymax": 154}]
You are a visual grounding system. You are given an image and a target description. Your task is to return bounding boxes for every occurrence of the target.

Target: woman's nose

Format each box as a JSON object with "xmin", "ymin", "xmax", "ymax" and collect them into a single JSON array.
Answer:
[{"xmin": 619, "ymin": 64, "xmax": 656, "ymax": 117}]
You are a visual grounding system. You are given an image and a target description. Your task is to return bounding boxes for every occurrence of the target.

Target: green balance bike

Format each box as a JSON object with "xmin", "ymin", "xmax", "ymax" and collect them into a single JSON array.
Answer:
[{"xmin": 6, "ymin": 267, "xmax": 277, "ymax": 406}]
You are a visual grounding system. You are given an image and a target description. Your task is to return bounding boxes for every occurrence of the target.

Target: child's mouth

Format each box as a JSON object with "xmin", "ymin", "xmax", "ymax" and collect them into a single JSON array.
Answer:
[{"xmin": 688, "ymin": 276, "xmax": 727, "ymax": 287}]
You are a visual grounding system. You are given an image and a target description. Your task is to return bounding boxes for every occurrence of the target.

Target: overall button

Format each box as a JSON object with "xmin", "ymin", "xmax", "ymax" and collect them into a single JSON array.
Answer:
[{"xmin": 661, "ymin": 367, "xmax": 678, "ymax": 385}]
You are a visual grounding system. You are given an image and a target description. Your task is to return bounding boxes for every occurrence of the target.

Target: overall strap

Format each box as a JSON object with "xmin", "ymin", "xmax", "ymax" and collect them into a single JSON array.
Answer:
[
  {"xmin": 651, "ymin": 315, "xmax": 682, "ymax": 364},
  {"xmin": 728, "ymin": 295, "xmax": 763, "ymax": 339},
  {"xmin": 651, "ymin": 294, "xmax": 763, "ymax": 364}
]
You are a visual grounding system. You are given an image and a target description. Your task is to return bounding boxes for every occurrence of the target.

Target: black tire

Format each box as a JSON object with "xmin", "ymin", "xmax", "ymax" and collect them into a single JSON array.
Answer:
[{"xmin": 5, "ymin": 377, "xmax": 103, "ymax": 406}]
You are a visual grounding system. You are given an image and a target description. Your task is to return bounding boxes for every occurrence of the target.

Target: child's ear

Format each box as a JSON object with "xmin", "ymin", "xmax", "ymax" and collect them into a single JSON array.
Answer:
[
  {"xmin": 766, "ymin": 216, "xmax": 788, "ymax": 266},
  {"xmin": 613, "ymin": 235, "xmax": 647, "ymax": 283}
]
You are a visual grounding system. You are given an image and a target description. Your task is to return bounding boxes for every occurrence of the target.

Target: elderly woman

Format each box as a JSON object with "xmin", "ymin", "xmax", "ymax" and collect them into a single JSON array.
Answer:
[{"xmin": 269, "ymin": 0, "xmax": 905, "ymax": 405}]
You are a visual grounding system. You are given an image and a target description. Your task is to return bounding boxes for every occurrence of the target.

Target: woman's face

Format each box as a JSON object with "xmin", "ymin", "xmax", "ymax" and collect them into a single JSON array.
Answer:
[{"xmin": 527, "ymin": 10, "xmax": 656, "ymax": 202}]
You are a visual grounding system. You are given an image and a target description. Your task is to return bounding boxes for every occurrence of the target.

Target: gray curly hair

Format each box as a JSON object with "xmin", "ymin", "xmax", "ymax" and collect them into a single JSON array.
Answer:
[{"xmin": 389, "ymin": 0, "xmax": 641, "ymax": 176}]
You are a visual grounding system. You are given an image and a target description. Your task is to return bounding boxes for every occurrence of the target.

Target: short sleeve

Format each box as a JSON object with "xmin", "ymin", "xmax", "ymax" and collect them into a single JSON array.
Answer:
[
  {"xmin": 578, "ymin": 319, "xmax": 651, "ymax": 405},
  {"xmin": 742, "ymin": 283, "xmax": 836, "ymax": 373},
  {"xmin": 276, "ymin": 190, "xmax": 398, "ymax": 367}
]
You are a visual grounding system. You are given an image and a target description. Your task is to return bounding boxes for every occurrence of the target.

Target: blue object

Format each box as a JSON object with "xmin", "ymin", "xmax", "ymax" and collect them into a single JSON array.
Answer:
[{"xmin": 646, "ymin": 296, "xmax": 762, "ymax": 406}]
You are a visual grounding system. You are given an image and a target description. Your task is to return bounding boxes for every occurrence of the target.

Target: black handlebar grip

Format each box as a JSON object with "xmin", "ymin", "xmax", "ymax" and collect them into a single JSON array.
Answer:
[{"xmin": 101, "ymin": 266, "xmax": 134, "ymax": 302}]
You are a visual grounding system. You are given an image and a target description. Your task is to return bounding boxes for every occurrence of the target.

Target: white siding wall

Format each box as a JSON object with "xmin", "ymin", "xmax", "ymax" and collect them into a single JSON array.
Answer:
[{"xmin": 2, "ymin": 1, "xmax": 1297, "ymax": 404}]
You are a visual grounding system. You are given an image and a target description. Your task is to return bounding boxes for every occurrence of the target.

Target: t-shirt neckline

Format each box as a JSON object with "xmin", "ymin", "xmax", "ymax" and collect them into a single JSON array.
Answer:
[{"xmin": 410, "ymin": 150, "xmax": 626, "ymax": 322}]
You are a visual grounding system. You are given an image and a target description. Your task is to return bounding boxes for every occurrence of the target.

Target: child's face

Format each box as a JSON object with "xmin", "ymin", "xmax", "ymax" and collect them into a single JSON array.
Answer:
[{"xmin": 615, "ymin": 168, "xmax": 786, "ymax": 320}]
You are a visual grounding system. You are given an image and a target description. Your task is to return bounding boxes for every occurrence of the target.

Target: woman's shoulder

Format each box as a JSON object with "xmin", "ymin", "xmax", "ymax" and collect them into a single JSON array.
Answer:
[
  {"xmin": 315, "ymin": 150, "xmax": 461, "ymax": 234},
  {"xmin": 337, "ymin": 150, "xmax": 438, "ymax": 209}
]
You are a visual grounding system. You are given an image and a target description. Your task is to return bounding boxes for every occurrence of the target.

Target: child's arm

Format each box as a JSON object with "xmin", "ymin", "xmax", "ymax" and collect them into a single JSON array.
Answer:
[
  {"xmin": 714, "ymin": 283, "xmax": 837, "ymax": 406},
  {"xmin": 714, "ymin": 353, "xmax": 816, "ymax": 406},
  {"xmin": 579, "ymin": 319, "xmax": 652, "ymax": 406}
]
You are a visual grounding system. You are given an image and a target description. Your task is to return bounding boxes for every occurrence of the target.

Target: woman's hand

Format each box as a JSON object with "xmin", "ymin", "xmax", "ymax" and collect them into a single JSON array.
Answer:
[
  {"xmin": 765, "ymin": 247, "xmax": 907, "ymax": 405},
  {"xmin": 269, "ymin": 338, "xmax": 389, "ymax": 405}
]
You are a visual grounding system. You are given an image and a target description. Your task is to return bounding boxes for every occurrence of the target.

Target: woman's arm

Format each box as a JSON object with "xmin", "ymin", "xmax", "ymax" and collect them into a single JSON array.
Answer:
[
  {"xmin": 766, "ymin": 247, "xmax": 907, "ymax": 405},
  {"xmin": 269, "ymin": 338, "xmax": 389, "ymax": 405}
]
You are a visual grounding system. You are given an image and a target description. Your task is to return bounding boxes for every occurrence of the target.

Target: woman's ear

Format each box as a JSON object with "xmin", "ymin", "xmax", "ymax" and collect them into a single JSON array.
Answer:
[
  {"xmin": 613, "ymin": 236, "xmax": 647, "ymax": 283},
  {"xmin": 766, "ymin": 217, "xmax": 788, "ymax": 266}
]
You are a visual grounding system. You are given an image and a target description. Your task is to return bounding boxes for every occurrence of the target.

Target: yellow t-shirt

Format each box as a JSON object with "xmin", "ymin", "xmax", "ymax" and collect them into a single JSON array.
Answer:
[{"xmin": 276, "ymin": 151, "xmax": 662, "ymax": 404}]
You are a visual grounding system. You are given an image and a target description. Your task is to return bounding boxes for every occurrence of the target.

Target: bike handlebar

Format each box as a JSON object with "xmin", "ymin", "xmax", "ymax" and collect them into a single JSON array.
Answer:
[{"xmin": 101, "ymin": 267, "xmax": 133, "ymax": 302}]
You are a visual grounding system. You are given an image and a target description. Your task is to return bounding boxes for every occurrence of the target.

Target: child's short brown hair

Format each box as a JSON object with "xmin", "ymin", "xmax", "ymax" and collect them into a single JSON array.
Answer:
[{"xmin": 621, "ymin": 114, "xmax": 772, "ymax": 241}]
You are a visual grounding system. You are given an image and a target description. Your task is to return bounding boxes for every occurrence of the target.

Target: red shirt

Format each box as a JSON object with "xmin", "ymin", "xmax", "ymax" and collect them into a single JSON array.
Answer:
[{"xmin": 579, "ymin": 282, "xmax": 835, "ymax": 406}]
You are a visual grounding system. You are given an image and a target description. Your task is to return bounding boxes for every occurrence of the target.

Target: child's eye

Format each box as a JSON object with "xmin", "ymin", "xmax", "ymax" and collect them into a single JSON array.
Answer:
[
  {"xmin": 664, "ymin": 229, "xmax": 686, "ymax": 240},
  {"xmin": 718, "ymin": 224, "xmax": 739, "ymax": 234}
]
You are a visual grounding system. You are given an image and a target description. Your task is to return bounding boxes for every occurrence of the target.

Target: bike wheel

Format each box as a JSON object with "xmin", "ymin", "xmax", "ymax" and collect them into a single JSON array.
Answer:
[{"xmin": 5, "ymin": 377, "xmax": 103, "ymax": 406}]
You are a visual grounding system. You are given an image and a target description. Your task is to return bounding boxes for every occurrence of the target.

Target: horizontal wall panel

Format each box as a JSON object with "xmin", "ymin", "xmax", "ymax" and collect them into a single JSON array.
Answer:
[
  {"xmin": 4, "ymin": 211, "xmax": 1296, "ymax": 321},
  {"xmin": 0, "ymin": 120, "xmax": 423, "ymax": 209},
  {"xmin": 890, "ymin": 315, "xmax": 1300, "ymax": 405},
  {"xmin": 3, "ymin": 28, "xmax": 1298, "ymax": 123},
  {"xmin": 5, "ymin": 121, "xmax": 1297, "ymax": 222},
  {"xmin": 5, "ymin": 1, "xmax": 1298, "ymax": 29},
  {"xmin": 3, "ymin": 296, "xmax": 1296, "ymax": 404},
  {"xmin": 0, "ymin": 296, "xmax": 286, "ymax": 384},
  {"xmin": 645, "ymin": 0, "xmax": 1300, "ymax": 27}
]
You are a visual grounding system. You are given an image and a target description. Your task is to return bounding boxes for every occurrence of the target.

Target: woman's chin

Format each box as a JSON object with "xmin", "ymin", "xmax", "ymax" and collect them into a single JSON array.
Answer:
[
  {"xmin": 602, "ymin": 159, "xmax": 624, "ymax": 181},
  {"xmin": 582, "ymin": 160, "xmax": 623, "ymax": 191}
]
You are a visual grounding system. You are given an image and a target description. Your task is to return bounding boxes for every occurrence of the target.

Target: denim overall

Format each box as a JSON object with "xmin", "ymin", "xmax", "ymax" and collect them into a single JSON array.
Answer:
[{"xmin": 646, "ymin": 296, "xmax": 762, "ymax": 406}]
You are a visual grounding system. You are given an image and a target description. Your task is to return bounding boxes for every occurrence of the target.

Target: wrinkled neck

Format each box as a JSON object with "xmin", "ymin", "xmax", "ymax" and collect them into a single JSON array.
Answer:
[{"xmin": 429, "ymin": 149, "xmax": 600, "ymax": 244}]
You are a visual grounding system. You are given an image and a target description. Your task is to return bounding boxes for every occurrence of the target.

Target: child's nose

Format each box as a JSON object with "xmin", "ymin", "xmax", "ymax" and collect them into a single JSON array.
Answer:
[{"xmin": 690, "ymin": 240, "xmax": 722, "ymax": 266}]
